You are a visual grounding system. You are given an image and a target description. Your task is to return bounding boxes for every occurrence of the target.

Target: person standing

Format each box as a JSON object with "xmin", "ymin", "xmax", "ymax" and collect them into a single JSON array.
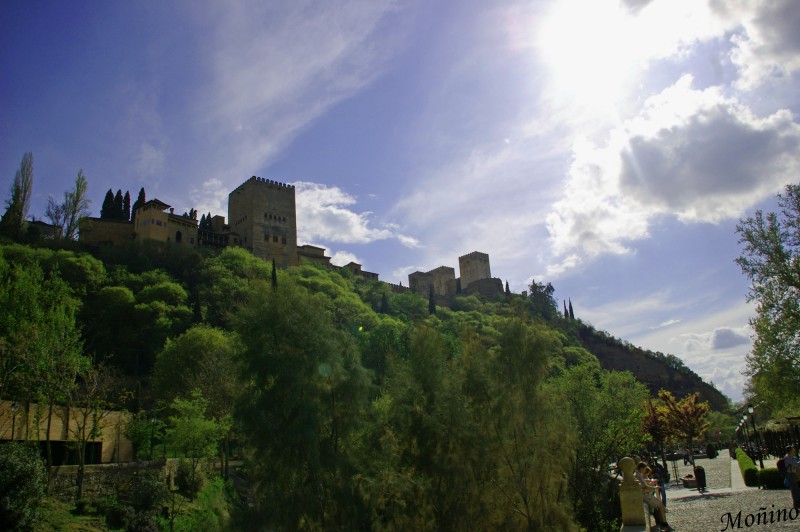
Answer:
[{"xmin": 783, "ymin": 446, "xmax": 800, "ymax": 509}]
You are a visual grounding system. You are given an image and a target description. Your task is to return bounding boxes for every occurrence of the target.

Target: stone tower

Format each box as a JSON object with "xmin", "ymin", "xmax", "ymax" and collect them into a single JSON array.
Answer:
[
  {"xmin": 459, "ymin": 251, "xmax": 491, "ymax": 290},
  {"xmin": 228, "ymin": 176, "xmax": 298, "ymax": 267}
]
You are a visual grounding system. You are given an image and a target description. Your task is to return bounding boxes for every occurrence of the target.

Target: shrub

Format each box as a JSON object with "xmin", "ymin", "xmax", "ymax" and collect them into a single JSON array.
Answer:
[
  {"xmin": 758, "ymin": 468, "xmax": 786, "ymax": 490},
  {"xmin": 0, "ymin": 442, "xmax": 47, "ymax": 530},
  {"xmin": 735, "ymin": 448, "xmax": 759, "ymax": 487},
  {"xmin": 128, "ymin": 471, "xmax": 167, "ymax": 512},
  {"xmin": 175, "ymin": 459, "xmax": 204, "ymax": 497}
]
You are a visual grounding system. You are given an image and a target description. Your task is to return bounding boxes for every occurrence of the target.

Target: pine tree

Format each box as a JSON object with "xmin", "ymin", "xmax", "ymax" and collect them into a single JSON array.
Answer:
[
  {"xmin": 123, "ymin": 191, "xmax": 131, "ymax": 221},
  {"xmin": 113, "ymin": 190, "xmax": 123, "ymax": 219},
  {"xmin": 100, "ymin": 189, "xmax": 115, "ymax": 219}
]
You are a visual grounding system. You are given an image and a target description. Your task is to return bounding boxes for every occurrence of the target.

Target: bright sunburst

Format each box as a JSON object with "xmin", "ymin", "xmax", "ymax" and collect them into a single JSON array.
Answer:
[{"xmin": 537, "ymin": 0, "xmax": 639, "ymax": 112}]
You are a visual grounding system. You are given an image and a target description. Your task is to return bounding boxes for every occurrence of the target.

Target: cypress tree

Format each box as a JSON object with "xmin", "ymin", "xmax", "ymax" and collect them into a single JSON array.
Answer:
[
  {"xmin": 100, "ymin": 189, "xmax": 115, "ymax": 219},
  {"xmin": 568, "ymin": 299, "xmax": 575, "ymax": 320},
  {"xmin": 505, "ymin": 280, "xmax": 511, "ymax": 296},
  {"xmin": 113, "ymin": 190, "xmax": 123, "ymax": 219},
  {"xmin": 563, "ymin": 301, "xmax": 569, "ymax": 319},
  {"xmin": 131, "ymin": 187, "xmax": 145, "ymax": 223},
  {"xmin": 380, "ymin": 292, "xmax": 390, "ymax": 314},
  {"xmin": 271, "ymin": 259, "xmax": 278, "ymax": 289},
  {"xmin": 123, "ymin": 191, "xmax": 131, "ymax": 221},
  {"xmin": 428, "ymin": 285, "xmax": 436, "ymax": 314}
]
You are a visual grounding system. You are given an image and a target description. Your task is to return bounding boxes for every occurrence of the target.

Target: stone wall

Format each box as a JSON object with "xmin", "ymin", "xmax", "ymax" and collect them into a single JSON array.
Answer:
[{"xmin": 49, "ymin": 460, "xmax": 170, "ymax": 502}]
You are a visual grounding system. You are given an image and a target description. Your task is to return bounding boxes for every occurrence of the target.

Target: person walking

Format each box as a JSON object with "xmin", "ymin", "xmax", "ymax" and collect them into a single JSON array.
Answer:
[{"xmin": 783, "ymin": 446, "xmax": 800, "ymax": 509}]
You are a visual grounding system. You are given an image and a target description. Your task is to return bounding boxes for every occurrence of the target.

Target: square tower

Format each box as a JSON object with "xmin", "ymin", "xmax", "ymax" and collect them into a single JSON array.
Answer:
[
  {"xmin": 228, "ymin": 176, "xmax": 298, "ymax": 267},
  {"xmin": 458, "ymin": 251, "xmax": 491, "ymax": 291}
]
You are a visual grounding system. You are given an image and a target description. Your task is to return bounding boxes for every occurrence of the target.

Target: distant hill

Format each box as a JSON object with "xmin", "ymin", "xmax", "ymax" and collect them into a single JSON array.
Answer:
[{"xmin": 573, "ymin": 322, "xmax": 729, "ymax": 411}]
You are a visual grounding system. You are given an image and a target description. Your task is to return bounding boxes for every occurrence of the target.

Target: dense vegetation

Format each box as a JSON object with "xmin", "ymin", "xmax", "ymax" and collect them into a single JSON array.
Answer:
[{"xmin": 0, "ymin": 234, "xmax": 734, "ymax": 531}]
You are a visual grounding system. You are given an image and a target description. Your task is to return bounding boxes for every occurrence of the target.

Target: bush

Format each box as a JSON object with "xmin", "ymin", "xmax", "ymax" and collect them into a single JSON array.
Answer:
[
  {"xmin": 0, "ymin": 442, "xmax": 47, "ymax": 530},
  {"xmin": 175, "ymin": 459, "xmax": 204, "ymax": 497},
  {"xmin": 735, "ymin": 448, "xmax": 759, "ymax": 487},
  {"xmin": 128, "ymin": 471, "xmax": 167, "ymax": 512},
  {"xmin": 758, "ymin": 468, "xmax": 786, "ymax": 490}
]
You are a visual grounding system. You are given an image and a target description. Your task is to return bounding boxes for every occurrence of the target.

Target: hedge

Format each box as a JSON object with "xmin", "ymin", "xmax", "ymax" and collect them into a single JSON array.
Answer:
[
  {"xmin": 735, "ymin": 448, "xmax": 759, "ymax": 487},
  {"xmin": 758, "ymin": 468, "xmax": 786, "ymax": 490}
]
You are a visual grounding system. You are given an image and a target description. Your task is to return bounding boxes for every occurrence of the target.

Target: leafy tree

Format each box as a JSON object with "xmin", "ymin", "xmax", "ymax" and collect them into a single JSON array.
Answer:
[
  {"xmin": 658, "ymin": 390, "xmax": 710, "ymax": 463},
  {"xmin": 234, "ymin": 278, "xmax": 372, "ymax": 529},
  {"xmin": 166, "ymin": 390, "xmax": 229, "ymax": 500},
  {"xmin": 547, "ymin": 364, "xmax": 649, "ymax": 528},
  {"xmin": 45, "ymin": 169, "xmax": 91, "ymax": 239},
  {"xmin": 0, "ymin": 152, "xmax": 33, "ymax": 240},
  {"xmin": 528, "ymin": 278, "xmax": 557, "ymax": 319},
  {"xmin": 154, "ymin": 325, "xmax": 242, "ymax": 475},
  {"xmin": 736, "ymin": 183, "xmax": 800, "ymax": 415},
  {"xmin": 0, "ymin": 256, "xmax": 89, "ymax": 477},
  {"xmin": 100, "ymin": 189, "xmax": 115, "ymax": 219},
  {"xmin": 61, "ymin": 365, "xmax": 119, "ymax": 501},
  {"xmin": 0, "ymin": 442, "xmax": 47, "ymax": 530}
]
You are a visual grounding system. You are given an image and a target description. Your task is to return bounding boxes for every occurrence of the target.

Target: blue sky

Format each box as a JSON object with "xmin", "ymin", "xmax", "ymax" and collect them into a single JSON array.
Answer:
[{"xmin": 2, "ymin": 0, "xmax": 799, "ymax": 402}]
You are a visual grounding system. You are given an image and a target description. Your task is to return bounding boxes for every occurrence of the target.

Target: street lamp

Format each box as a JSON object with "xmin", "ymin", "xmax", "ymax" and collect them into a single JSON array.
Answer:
[
  {"xmin": 742, "ymin": 416, "xmax": 752, "ymax": 457},
  {"xmin": 748, "ymin": 403, "xmax": 765, "ymax": 469}
]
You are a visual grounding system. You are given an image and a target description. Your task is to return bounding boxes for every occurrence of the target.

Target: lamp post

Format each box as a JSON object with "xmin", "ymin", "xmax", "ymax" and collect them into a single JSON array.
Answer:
[
  {"xmin": 10, "ymin": 402, "xmax": 19, "ymax": 441},
  {"xmin": 742, "ymin": 416, "xmax": 752, "ymax": 457},
  {"xmin": 748, "ymin": 403, "xmax": 765, "ymax": 469}
]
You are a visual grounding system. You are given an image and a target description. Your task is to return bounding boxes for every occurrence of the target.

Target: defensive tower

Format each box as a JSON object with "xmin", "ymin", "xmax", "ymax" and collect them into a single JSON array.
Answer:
[
  {"xmin": 459, "ymin": 251, "xmax": 491, "ymax": 291},
  {"xmin": 228, "ymin": 176, "xmax": 298, "ymax": 267}
]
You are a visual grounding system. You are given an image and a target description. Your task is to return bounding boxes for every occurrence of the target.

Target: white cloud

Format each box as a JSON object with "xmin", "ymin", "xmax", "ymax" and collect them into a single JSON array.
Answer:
[
  {"xmin": 329, "ymin": 250, "xmax": 360, "ymax": 267},
  {"xmin": 546, "ymin": 75, "xmax": 800, "ymax": 264},
  {"xmin": 135, "ymin": 142, "xmax": 165, "ymax": 178},
  {"xmin": 295, "ymin": 182, "xmax": 416, "ymax": 247},
  {"xmin": 189, "ymin": 178, "xmax": 230, "ymax": 219},
  {"xmin": 713, "ymin": 0, "xmax": 800, "ymax": 89}
]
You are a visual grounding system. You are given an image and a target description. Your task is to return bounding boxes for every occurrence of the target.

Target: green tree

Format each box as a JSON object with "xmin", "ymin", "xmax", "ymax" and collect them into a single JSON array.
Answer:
[
  {"xmin": 736, "ymin": 183, "xmax": 800, "ymax": 415},
  {"xmin": 658, "ymin": 390, "xmax": 710, "ymax": 464},
  {"xmin": 154, "ymin": 325, "xmax": 242, "ymax": 476},
  {"xmin": 0, "ymin": 152, "xmax": 33, "ymax": 241},
  {"xmin": 0, "ymin": 442, "xmax": 47, "ymax": 530},
  {"xmin": 166, "ymin": 390, "xmax": 229, "ymax": 500},
  {"xmin": 547, "ymin": 364, "xmax": 649, "ymax": 528},
  {"xmin": 123, "ymin": 190, "xmax": 131, "ymax": 221},
  {"xmin": 45, "ymin": 169, "xmax": 91, "ymax": 240},
  {"xmin": 113, "ymin": 189, "xmax": 123, "ymax": 219},
  {"xmin": 131, "ymin": 187, "xmax": 145, "ymax": 223},
  {"xmin": 100, "ymin": 189, "xmax": 115, "ymax": 219},
  {"xmin": 234, "ymin": 278, "xmax": 372, "ymax": 529},
  {"xmin": 528, "ymin": 278, "xmax": 557, "ymax": 319}
]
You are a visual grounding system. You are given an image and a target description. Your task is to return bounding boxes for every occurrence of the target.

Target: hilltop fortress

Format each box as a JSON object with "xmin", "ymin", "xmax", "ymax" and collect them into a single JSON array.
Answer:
[{"xmin": 80, "ymin": 176, "xmax": 504, "ymax": 300}]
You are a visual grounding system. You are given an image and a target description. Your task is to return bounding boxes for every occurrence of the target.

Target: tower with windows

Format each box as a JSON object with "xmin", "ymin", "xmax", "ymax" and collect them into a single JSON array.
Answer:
[{"xmin": 228, "ymin": 176, "xmax": 298, "ymax": 267}]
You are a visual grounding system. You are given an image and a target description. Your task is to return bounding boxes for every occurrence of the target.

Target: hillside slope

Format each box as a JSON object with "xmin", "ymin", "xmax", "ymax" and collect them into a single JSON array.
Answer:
[{"xmin": 574, "ymin": 324, "xmax": 728, "ymax": 411}]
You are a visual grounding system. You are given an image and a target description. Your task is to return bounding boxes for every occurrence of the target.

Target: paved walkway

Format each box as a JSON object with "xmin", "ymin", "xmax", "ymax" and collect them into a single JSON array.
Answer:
[{"xmin": 658, "ymin": 456, "xmax": 799, "ymax": 531}]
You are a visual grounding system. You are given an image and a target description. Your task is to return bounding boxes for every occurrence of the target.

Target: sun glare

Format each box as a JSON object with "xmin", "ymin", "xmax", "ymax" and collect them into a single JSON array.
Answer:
[{"xmin": 537, "ymin": 0, "xmax": 640, "ymax": 114}]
